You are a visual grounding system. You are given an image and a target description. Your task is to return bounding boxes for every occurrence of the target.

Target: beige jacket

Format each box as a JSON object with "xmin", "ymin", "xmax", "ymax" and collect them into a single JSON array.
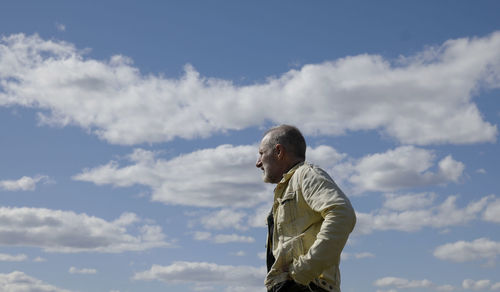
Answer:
[{"xmin": 265, "ymin": 162, "xmax": 356, "ymax": 292}]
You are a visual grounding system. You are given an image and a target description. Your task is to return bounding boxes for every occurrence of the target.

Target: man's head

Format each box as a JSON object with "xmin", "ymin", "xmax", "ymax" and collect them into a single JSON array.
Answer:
[{"xmin": 256, "ymin": 125, "xmax": 306, "ymax": 184}]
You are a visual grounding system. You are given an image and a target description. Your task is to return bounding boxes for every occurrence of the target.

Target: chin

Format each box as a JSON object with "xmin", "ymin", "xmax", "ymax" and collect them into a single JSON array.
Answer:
[
  {"xmin": 263, "ymin": 175, "xmax": 278, "ymax": 184},
  {"xmin": 262, "ymin": 174, "xmax": 273, "ymax": 184}
]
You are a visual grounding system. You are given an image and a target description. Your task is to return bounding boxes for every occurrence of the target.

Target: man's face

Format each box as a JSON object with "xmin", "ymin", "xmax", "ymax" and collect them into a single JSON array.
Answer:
[{"xmin": 256, "ymin": 134, "xmax": 283, "ymax": 184}]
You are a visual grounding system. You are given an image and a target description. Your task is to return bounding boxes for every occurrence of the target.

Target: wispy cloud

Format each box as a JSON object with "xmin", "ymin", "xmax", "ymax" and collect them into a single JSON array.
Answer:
[
  {"xmin": 342, "ymin": 252, "xmax": 375, "ymax": 260},
  {"xmin": 462, "ymin": 279, "xmax": 491, "ymax": 290},
  {"xmin": 69, "ymin": 267, "xmax": 97, "ymax": 275},
  {"xmin": 55, "ymin": 22, "xmax": 66, "ymax": 32},
  {"xmin": 374, "ymin": 276, "xmax": 458, "ymax": 292},
  {"xmin": 192, "ymin": 231, "xmax": 255, "ymax": 244},
  {"xmin": 0, "ymin": 175, "xmax": 50, "ymax": 191},
  {"xmin": 374, "ymin": 277, "xmax": 433, "ymax": 289},
  {"xmin": 476, "ymin": 168, "xmax": 487, "ymax": 174},
  {"xmin": 0, "ymin": 253, "xmax": 28, "ymax": 262}
]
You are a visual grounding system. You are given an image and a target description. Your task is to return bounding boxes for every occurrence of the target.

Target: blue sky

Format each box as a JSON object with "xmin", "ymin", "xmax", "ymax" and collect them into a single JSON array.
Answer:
[{"xmin": 0, "ymin": 1, "xmax": 499, "ymax": 291}]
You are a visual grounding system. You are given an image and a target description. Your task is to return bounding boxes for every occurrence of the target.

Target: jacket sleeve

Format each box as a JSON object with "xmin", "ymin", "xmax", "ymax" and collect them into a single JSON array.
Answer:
[{"xmin": 290, "ymin": 167, "xmax": 356, "ymax": 285}]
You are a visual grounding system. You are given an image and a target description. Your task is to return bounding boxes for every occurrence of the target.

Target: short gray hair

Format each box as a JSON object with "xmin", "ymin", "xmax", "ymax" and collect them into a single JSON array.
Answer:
[{"xmin": 264, "ymin": 125, "xmax": 306, "ymax": 159}]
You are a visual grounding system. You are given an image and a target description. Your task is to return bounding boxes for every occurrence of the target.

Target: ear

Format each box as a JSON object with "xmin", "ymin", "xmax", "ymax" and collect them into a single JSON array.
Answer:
[{"xmin": 275, "ymin": 144, "xmax": 285, "ymax": 159}]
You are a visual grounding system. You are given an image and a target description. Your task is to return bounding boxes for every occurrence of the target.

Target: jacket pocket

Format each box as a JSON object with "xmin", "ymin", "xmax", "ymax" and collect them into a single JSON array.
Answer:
[{"xmin": 277, "ymin": 191, "xmax": 298, "ymax": 236}]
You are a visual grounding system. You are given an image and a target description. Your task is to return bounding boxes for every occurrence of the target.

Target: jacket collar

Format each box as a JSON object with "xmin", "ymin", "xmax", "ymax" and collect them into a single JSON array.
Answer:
[{"xmin": 281, "ymin": 161, "xmax": 304, "ymax": 183}]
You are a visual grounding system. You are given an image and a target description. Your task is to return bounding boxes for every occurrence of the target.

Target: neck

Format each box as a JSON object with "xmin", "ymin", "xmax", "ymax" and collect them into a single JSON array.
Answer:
[{"xmin": 284, "ymin": 158, "xmax": 304, "ymax": 174}]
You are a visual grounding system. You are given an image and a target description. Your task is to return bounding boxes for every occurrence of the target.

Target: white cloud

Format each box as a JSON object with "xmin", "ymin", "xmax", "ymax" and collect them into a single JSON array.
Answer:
[
  {"xmin": 373, "ymin": 277, "xmax": 433, "ymax": 289},
  {"xmin": 0, "ymin": 253, "xmax": 27, "ymax": 262},
  {"xmin": 213, "ymin": 234, "xmax": 255, "ymax": 244},
  {"xmin": 436, "ymin": 284, "xmax": 455, "ymax": 292},
  {"xmin": 342, "ymin": 252, "xmax": 375, "ymax": 260},
  {"xmin": 373, "ymin": 278, "xmax": 455, "ymax": 292},
  {"xmin": 306, "ymin": 145, "xmax": 347, "ymax": 166},
  {"xmin": 491, "ymin": 282, "xmax": 500, "ymax": 290},
  {"xmin": 483, "ymin": 198, "xmax": 500, "ymax": 223},
  {"xmin": 383, "ymin": 192, "xmax": 436, "ymax": 211},
  {"xmin": 33, "ymin": 256, "xmax": 46, "ymax": 262},
  {"xmin": 231, "ymin": 251, "xmax": 246, "ymax": 257},
  {"xmin": 355, "ymin": 195, "xmax": 493, "ymax": 234},
  {"xmin": 1, "ymin": 32, "xmax": 499, "ymax": 145},
  {"xmin": 55, "ymin": 22, "xmax": 66, "ymax": 32},
  {"xmin": 462, "ymin": 279, "xmax": 491, "ymax": 290},
  {"xmin": 434, "ymin": 238, "xmax": 500, "ymax": 264},
  {"xmin": 0, "ymin": 271, "xmax": 73, "ymax": 292},
  {"xmin": 73, "ymin": 145, "xmax": 272, "ymax": 208},
  {"xmin": 346, "ymin": 146, "xmax": 465, "ymax": 193},
  {"xmin": 73, "ymin": 143, "xmax": 465, "ymax": 212},
  {"xmin": 0, "ymin": 175, "xmax": 49, "ymax": 191},
  {"xmin": 247, "ymin": 204, "xmax": 272, "ymax": 228},
  {"xmin": 476, "ymin": 168, "xmax": 487, "ymax": 174},
  {"xmin": 192, "ymin": 231, "xmax": 255, "ymax": 244},
  {"xmin": 200, "ymin": 209, "xmax": 248, "ymax": 230},
  {"xmin": 132, "ymin": 262, "xmax": 266, "ymax": 291},
  {"xmin": 69, "ymin": 267, "xmax": 97, "ymax": 274},
  {"xmin": 0, "ymin": 206, "xmax": 171, "ymax": 253}
]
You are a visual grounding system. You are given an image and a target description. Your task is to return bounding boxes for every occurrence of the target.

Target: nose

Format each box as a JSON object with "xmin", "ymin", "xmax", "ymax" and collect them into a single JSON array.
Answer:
[{"xmin": 256, "ymin": 157, "xmax": 262, "ymax": 168}]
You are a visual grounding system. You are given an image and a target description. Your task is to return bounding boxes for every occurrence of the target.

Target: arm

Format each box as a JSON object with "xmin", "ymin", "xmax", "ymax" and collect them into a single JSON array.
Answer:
[{"xmin": 290, "ymin": 167, "xmax": 356, "ymax": 285}]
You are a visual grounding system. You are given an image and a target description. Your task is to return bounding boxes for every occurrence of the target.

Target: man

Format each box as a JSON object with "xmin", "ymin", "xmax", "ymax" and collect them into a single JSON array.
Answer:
[{"xmin": 256, "ymin": 125, "xmax": 356, "ymax": 292}]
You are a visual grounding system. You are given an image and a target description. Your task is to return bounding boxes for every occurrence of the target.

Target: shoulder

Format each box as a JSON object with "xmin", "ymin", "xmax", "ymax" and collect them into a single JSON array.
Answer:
[
  {"xmin": 294, "ymin": 162, "xmax": 333, "ymax": 184},
  {"xmin": 296, "ymin": 162, "xmax": 330, "ymax": 177}
]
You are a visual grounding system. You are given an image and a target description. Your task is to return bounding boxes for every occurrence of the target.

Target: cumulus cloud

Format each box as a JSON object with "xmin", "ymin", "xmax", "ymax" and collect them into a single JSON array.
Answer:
[
  {"xmin": 199, "ymin": 209, "xmax": 248, "ymax": 230},
  {"xmin": 0, "ymin": 207, "xmax": 171, "ymax": 253},
  {"xmin": 483, "ymin": 198, "xmax": 500, "ymax": 223},
  {"xmin": 73, "ymin": 145, "xmax": 273, "ymax": 208},
  {"xmin": 346, "ymin": 146, "xmax": 465, "ymax": 193},
  {"xmin": 0, "ymin": 271, "xmax": 73, "ymax": 292},
  {"xmin": 355, "ymin": 195, "xmax": 493, "ymax": 234},
  {"xmin": 0, "ymin": 253, "xmax": 28, "ymax": 262},
  {"xmin": 434, "ymin": 238, "xmax": 500, "ymax": 264},
  {"xmin": 247, "ymin": 204, "xmax": 272, "ymax": 228},
  {"xmin": 306, "ymin": 145, "xmax": 347, "ymax": 166},
  {"xmin": 73, "ymin": 143, "xmax": 464, "ymax": 213},
  {"xmin": 69, "ymin": 267, "xmax": 97, "ymax": 274},
  {"xmin": 1, "ymin": 32, "xmax": 499, "ymax": 145},
  {"xmin": 0, "ymin": 175, "xmax": 50, "ymax": 191},
  {"xmin": 383, "ymin": 192, "xmax": 436, "ymax": 211},
  {"xmin": 133, "ymin": 262, "xmax": 266, "ymax": 292}
]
